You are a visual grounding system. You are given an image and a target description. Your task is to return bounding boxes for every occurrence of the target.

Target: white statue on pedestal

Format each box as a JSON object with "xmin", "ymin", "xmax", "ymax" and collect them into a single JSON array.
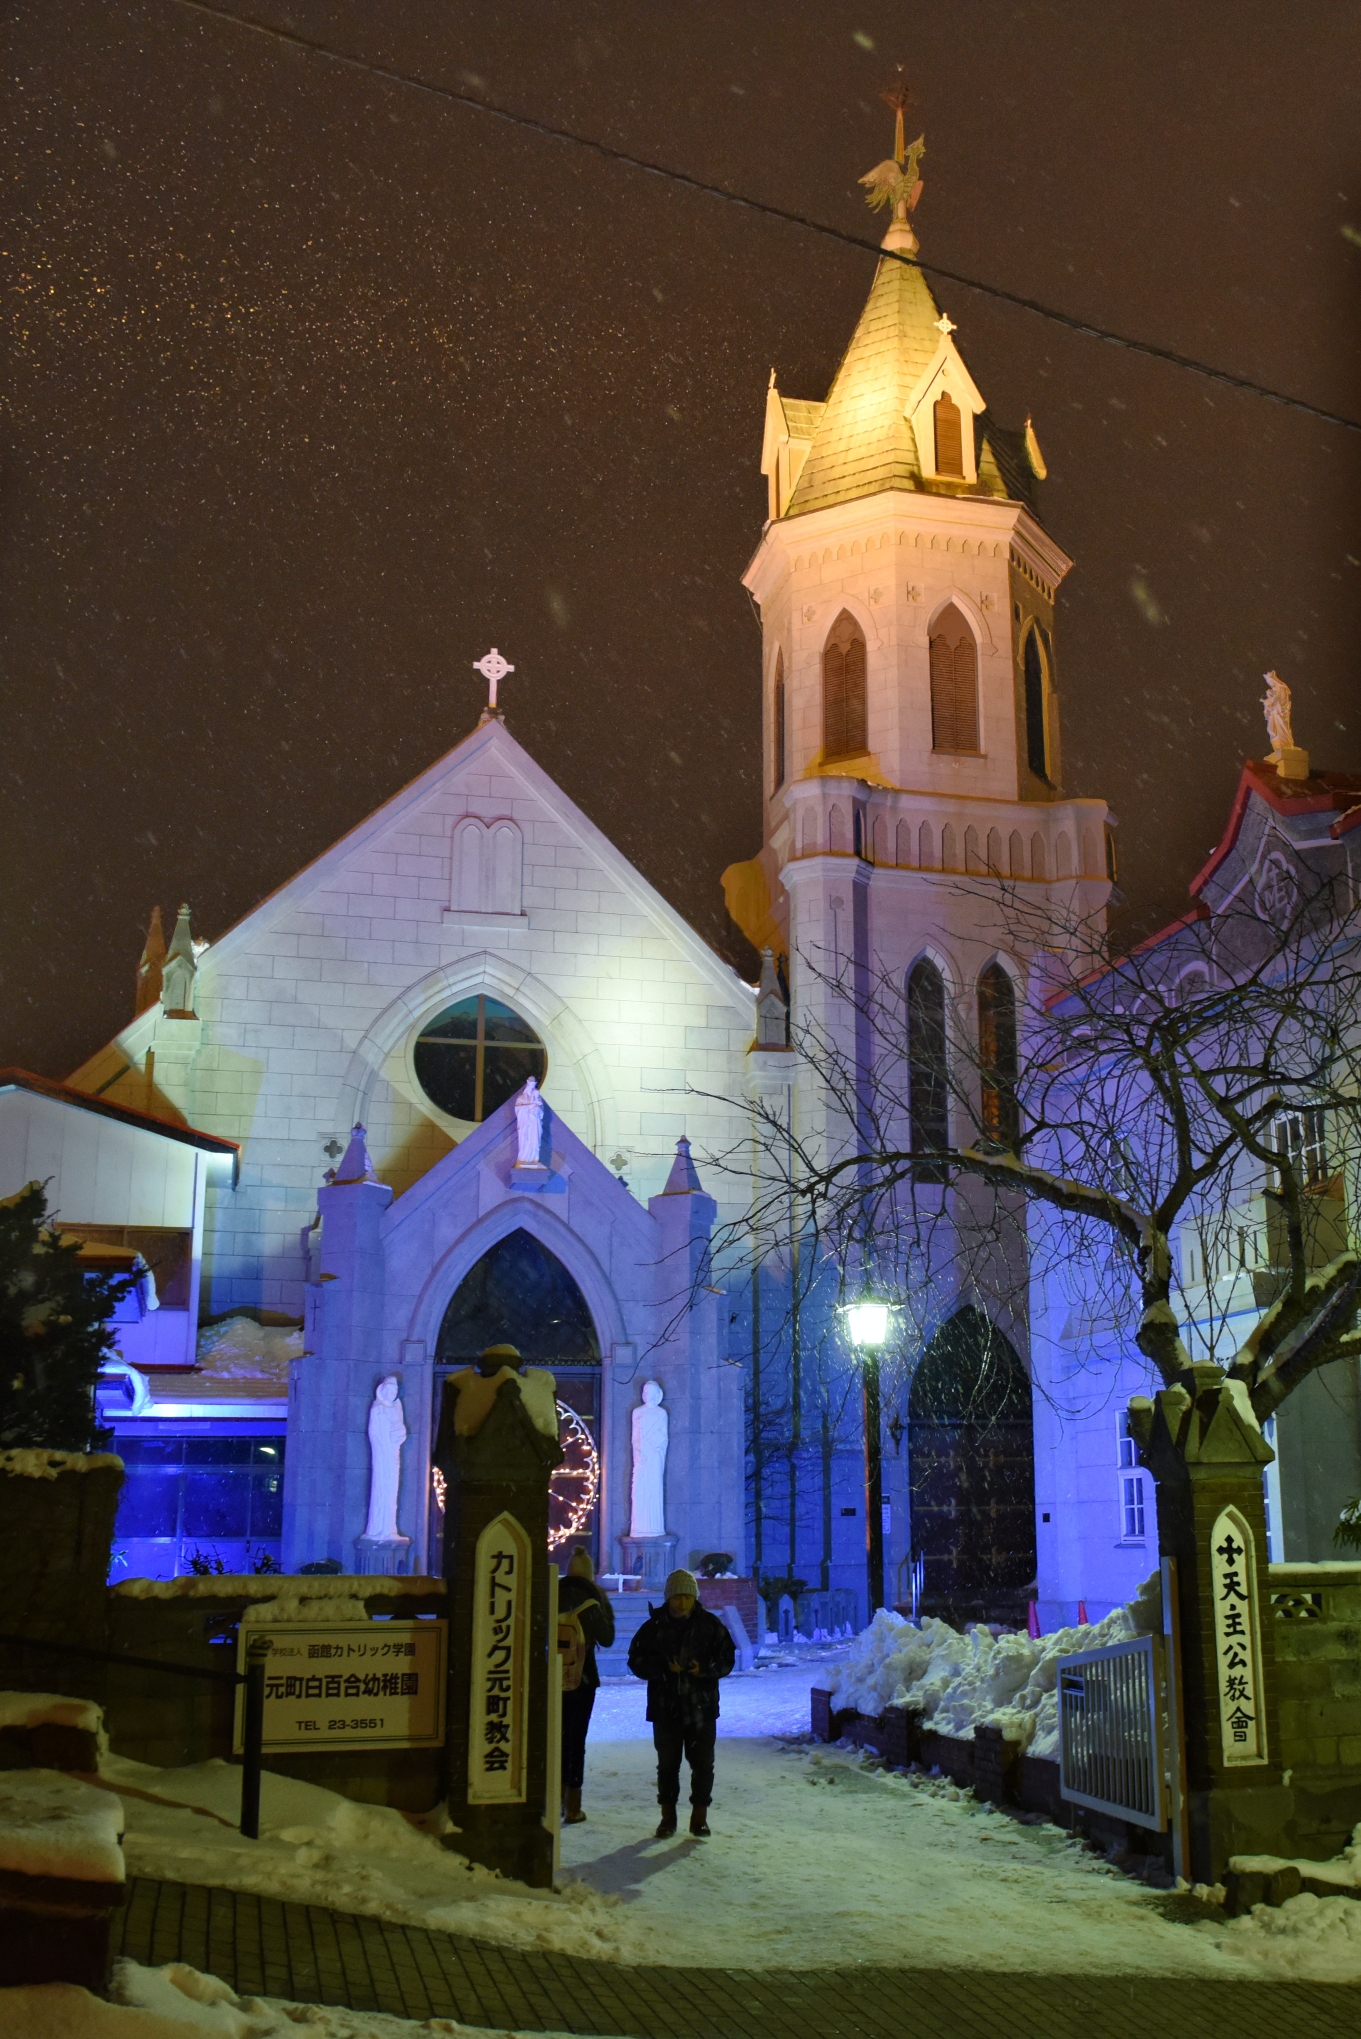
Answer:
[
  {"xmin": 629, "ymin": 1381, "xmax": 669, "ymax": 1537},
  {"xmin": 364, "ymin": 1376, "xmax": 407, "ymax": 1541},
  {"xmin": 514, "ymin": 1075, "xmax": 545, "ymax": 1166}
]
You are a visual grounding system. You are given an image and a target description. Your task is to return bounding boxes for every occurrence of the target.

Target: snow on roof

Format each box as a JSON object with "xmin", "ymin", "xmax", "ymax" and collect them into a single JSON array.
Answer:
[
  {"xmin": 0, "ymin": 1448, "xmax": 123, "ymax": 1479},
  {"xmin": 0, "ymin": 1769, "xmax": 124, "ymax": 1885},
  {"xmin": 112, "ymin": 1574, "xmax": 444, "ymax": 1600}
]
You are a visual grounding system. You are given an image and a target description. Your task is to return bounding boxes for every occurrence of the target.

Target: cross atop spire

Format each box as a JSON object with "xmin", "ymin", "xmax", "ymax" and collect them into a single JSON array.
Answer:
[{"xmin": 473, "ymin": 646, "xmax": 514, "ymax": 723}]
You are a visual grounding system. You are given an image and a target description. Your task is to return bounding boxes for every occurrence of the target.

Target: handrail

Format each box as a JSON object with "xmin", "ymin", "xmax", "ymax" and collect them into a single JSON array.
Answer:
[
  {"xmin": 0, "ymin": 1626, "xmax": 273, "ymax": 1838},
  {"xmin": 0, "ymin": 1629, "xmax": 239, "ymax": 1685}
]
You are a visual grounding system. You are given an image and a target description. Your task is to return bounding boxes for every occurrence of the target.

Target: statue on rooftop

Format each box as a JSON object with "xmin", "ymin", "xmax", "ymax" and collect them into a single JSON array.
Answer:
[{"xmin": 1261, "ymin": 670, "xmax": 1295, "ymax": 763}]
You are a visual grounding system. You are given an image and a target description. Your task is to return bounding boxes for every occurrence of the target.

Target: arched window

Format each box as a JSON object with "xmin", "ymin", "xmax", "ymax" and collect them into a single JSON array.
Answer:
[
  {"xmin": 907, "ymin": 959, "xmax": 948, "ymax": 1182},
  {"xmin": 772, "ymin": 650, "xmax": 786, "ymax": 792},
  {"xmin": 1023, "ymin": 627, "xmax": 1049, "ymax": 780},
  {"xmin": 414, "ymin": 995, "xmax": 546, "ymax": 1125},
  {"xmin": 977, "ymin": 963, "xmax": 1019, "ymax": 1149},
  {"xmin": 933, "ymin": 391, "xmax": 964, "ymax": 477},
  {"xmin": 822, "ymin": 611, "xmax": 867, "ymax": 760},
  {"xmin": 929, "ymin": 605, "xmax": 979, "ymax": 754}
]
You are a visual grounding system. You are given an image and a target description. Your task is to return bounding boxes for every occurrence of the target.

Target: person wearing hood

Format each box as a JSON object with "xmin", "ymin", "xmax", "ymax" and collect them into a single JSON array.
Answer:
[
  {"xmin": 626, "ymin": 1568, "xmax": 736, "ymax": 1838},
  {"xmin": 557, "ymin": 1547, "xmax": 614, "ymax": 1823}
]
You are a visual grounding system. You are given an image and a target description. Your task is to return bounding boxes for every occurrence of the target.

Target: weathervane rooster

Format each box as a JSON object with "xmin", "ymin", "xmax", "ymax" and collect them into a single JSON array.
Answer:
[{"xmin": 860, "ymin": 69, "xmax": 925, "ymax": 232}]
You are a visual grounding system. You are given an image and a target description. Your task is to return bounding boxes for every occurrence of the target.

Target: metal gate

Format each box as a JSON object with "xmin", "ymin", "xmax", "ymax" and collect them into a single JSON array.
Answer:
[{"xmin": 1057, "ymin": 1633, "xmax": 1166, "ymax": 1831}]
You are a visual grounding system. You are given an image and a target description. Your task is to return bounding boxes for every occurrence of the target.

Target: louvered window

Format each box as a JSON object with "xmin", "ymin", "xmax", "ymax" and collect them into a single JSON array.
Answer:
[
  {"xmin": 823, "ymin": 612, "xmax": 868, "ymax": 760},
  {"xmin": 907, "ymin": 959, "xmax": 949, "ymax": 1182},
  {"xmin": 929, "ymin": 605, "xmax": 979, "ymax": 753},
  {"xmin": 977, "ymin": 963, "xmax": 1019, "ymax": 1149},
  {"xmin": 933, "ymin": 392, "xmax": 964, "ymax": 477},
  {"xmin": 1024, "ymin": 627, "xmax": 1050, "ymax": 780},
  {"xmin": 772, "ymin": 651, "xmax": 786, "ymax": 791}
]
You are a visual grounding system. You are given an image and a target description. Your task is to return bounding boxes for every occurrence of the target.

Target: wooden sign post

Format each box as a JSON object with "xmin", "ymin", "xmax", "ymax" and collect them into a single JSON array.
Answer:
[{"xmin": 435, "ymin": 1357, "xmax": 562, "ymax": 1887}]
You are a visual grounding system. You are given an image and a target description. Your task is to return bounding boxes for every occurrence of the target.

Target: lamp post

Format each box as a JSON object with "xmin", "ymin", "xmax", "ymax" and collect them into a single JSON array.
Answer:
[{"xmin": 844, "ymin": 1300, "xmax": 891, "ymax": 1616}]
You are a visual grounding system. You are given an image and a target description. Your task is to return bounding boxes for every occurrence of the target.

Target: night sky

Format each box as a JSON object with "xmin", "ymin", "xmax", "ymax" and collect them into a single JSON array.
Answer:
[{"xmin": 4, "ymin": 2, "xmax": 1360, "ymax": 1078}]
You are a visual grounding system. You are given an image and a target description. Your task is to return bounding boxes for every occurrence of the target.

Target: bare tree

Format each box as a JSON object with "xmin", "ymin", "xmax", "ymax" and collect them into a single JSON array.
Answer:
[{"xmin": 706, "ymin": 865, "xmax": 1361, "ymax": 1433}]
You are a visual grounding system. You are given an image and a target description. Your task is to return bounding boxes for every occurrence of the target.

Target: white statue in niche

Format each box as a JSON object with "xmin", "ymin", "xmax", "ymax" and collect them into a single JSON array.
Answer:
[
  {"xmin": 364, "ymin": 1376, "xmax": 407, "ymax": 1542},
  {"xmin": 629, "ymin": 1380, "xmax": 669, "ymax": 1538},
  {"xmin": 514, "ymin": 1075, "xmax": 545, "ymax": 1166}
]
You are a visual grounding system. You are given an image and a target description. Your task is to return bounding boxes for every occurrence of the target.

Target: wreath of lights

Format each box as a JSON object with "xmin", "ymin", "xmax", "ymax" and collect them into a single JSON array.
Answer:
[
  {"xmin": 548, "ymin": 1400, "xmax": 600, "ymax": 1551},
  {"xmin": 429, "ymin": 1402, "xmax": 598, "ymax": 1552}
]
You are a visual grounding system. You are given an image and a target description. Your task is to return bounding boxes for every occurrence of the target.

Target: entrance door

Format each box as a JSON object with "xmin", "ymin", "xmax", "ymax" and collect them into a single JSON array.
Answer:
[
  {"xmin": 906, "ymin": 1307, "xmax": 1035, "ymax": 1626},
  {"xmin": 431, "ymin": 1229, "xmax": 603, "ymax": 1569}
]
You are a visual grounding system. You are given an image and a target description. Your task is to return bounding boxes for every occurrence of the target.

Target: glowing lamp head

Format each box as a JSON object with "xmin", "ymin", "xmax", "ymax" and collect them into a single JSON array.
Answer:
[{"xmin": 844, "ymin": 1301, "xmax": 890, "ymax": 1349}]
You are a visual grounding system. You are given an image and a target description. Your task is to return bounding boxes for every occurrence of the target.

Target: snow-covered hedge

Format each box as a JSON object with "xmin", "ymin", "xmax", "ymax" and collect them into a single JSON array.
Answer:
[{"xmin": 823, "ymin": 1574, "xmax": 1161, "ymax": 1760}]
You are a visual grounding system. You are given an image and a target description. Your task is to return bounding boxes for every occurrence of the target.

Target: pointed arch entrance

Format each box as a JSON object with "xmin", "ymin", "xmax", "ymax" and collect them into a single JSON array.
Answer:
[
  {"xmin": 433, "ymin": 1229, "xmax": 602, "ymax": 1563},
  {"xmin": 906, "ymin": 1306, "xmax": 1035, "ymax": 1625}
]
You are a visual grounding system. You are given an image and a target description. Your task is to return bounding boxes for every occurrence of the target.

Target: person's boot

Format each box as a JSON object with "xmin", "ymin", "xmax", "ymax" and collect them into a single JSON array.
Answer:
[
  {"xmin": 564, "ymin": 1788, "xmax": 586, "ymax": 1825},
  {"xmin": 655, "ymin": 1804, "xmax": 678, "ymax": 1838},
  {"xmin": 689, "ymin": 1806, "xmax": 710, "ymax": 1837}
]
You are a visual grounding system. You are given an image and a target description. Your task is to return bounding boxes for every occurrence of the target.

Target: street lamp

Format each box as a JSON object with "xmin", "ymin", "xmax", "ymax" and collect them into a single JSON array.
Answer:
[{"xmin": 842, "ymin": 1297, "xmax": 892, "ymax": 1616}]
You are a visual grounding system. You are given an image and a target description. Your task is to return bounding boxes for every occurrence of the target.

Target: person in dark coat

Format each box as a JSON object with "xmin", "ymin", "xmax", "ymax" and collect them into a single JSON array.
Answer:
[
  {"xmin": 558, "ymin": 1547, "xmax": 615, "ymax": 1823},
  {"xmin": 627, "ymin": 1567, "xmax": 736, "ymax": 1837}
]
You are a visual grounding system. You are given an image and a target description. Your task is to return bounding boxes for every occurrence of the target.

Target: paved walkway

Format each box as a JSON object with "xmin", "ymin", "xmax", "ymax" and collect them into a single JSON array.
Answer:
[{"xmin": 111, "ymin": 1876, "xmax": 1360, "ymax": 2037}]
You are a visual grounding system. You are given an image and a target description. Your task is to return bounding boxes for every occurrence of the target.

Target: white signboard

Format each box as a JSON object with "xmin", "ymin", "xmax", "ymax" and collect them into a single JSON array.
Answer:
[
  {"xmin": 1209, "ymin": 1505, "xmax": 1268, "ymax": 1767},
  {"xmin": 468, "ymin": 1511, "xmax": 531, "ymax": 1804},
  {"xmin": 233, "ymin": 1619, "xmax": 447, "ymax": 1753}
]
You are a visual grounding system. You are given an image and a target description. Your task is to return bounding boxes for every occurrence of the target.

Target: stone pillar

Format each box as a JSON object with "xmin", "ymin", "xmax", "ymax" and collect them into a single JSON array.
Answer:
[
  {"xmin": 282, "ymin": 1129, "xmax": 393, "ymax": 1573},
  {"xmin": 435, "ymin": 1370, "xmax": 562, "ymax": 1888},
  {"xmin": 647, "ymin": 1141, "xmax": 745, "ymax": 1572},
  {"xmin": 1131, "ymin": 1364, "xmax": 1288, "ymax": 1881}
]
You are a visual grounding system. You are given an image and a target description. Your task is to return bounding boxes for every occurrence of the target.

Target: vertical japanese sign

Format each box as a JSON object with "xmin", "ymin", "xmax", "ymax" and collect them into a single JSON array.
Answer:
[
  {"xmin": 1209, "ymin": 1504, "xmax": 1268, "ymax": 1766},
  {"xmin": 468, "ymin": 1511, "xmax": 531, "ymax": 1803}
]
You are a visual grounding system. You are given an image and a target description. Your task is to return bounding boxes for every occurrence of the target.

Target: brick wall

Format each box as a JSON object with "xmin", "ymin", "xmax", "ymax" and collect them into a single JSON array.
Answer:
[{"xmin": 1270, "ymin": 1562, "xmax": 1361, "ymax": 1773}]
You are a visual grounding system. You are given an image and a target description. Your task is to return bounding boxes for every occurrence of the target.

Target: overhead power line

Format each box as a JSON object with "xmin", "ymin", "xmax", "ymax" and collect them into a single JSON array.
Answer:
[{"xmin": 170, "ymin": 0, "xmax": 1361, "ymax": 437}]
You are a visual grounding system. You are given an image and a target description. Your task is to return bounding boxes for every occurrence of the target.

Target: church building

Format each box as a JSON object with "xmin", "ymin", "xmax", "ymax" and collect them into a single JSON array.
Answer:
[{"xmin": 5, "ymin": 113, "xmax": 1352, "ymax": 1633}]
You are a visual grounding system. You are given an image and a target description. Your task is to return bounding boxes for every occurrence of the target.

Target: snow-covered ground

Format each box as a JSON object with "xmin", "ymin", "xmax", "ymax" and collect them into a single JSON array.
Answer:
[
  {"xmin": 76, "ymin": 1661, "xmax": 1361, "ymax": 1982},
  {"xmin": 2, "ymin": 1957, "xmax": 561, "ymax": 2037}
]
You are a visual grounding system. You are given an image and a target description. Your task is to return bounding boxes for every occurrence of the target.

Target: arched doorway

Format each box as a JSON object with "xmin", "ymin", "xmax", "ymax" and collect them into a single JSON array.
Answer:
[
  {"xmin": 906, "ymin": 1306, "xmax": 1035, "ymax": 1626},
  {"xmin": 432, "ymin": 1229, "xmax": 602, "ymax": 1565}
]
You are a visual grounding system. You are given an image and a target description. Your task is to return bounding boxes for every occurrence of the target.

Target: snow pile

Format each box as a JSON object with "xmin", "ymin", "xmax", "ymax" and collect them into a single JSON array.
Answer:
[
  {"xmin": 823, "ymin": 1573, "xmax": 1161, "ymax": 1757},
  {"xmin": 98, "ymin": 1751, "xmax": 630, "ymax": 1960},
  {"xmin": 0, "ymin": 1447, "xmax": 123, "ymax": 1479},
  {"xmin": 0, "ymin": 1690, "xmax": 104, "ymax": 1735},
  {"xmin": 2, "ymin": 1957, "xmax": 535, "ymax": 2035},
  {"xmin": 0, "ymin": 1769, "xmax": 124, "ymax": 1883},
  {"xmin": 1203, "ymin": 1891, "xmax": 1361, "ymax": 1981}
]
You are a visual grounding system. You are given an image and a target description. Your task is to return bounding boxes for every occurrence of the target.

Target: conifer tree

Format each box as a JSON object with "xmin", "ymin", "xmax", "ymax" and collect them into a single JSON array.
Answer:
[{"xmin": 0, "ymin": 1182, "xmax": 128, "ymax": 1452}]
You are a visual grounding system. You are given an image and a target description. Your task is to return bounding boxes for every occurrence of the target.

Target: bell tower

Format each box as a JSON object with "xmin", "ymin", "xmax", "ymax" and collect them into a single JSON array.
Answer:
[{"xmin": 729, "ymin": 99, "xmax": 1111, "ymax": 1043}]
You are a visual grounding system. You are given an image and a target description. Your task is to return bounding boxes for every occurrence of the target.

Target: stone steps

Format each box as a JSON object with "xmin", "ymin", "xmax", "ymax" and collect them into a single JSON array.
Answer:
[{"xmin": 595, "ymin": 1591, "xmax": 655, "ymax": 1679}]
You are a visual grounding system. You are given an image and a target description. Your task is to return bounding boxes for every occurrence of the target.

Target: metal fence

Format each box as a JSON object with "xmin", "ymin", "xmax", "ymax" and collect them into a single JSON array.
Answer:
[{"xmin": 1057, "ymin": 1632, "xmax": 1166, "ymax": 1831}]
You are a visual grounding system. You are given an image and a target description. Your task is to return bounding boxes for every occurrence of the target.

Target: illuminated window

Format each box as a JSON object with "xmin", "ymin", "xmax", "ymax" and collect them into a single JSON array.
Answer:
[
  {"xmin": 414, "ymin": 995, "xmax": 546, "ymax": 1125},
  {"xmin": 822, "ymin": 612, "xmax": 867, "ymax": 760}
]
